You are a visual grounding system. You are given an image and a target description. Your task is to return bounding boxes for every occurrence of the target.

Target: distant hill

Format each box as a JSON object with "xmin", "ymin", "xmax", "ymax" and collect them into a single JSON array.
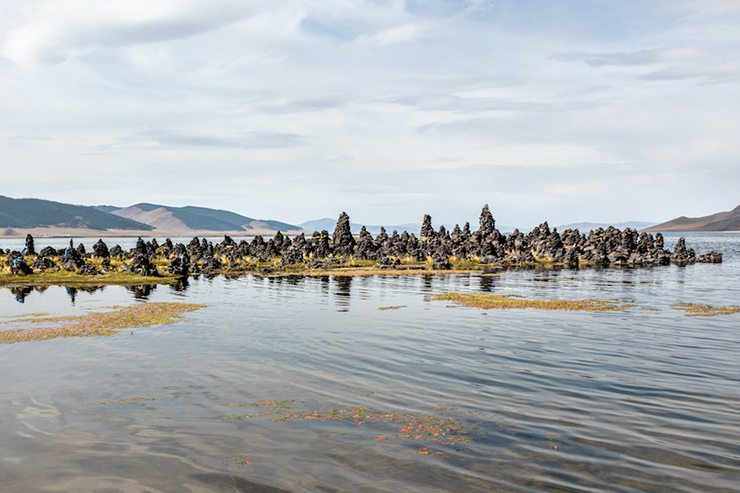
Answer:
[
  {"xmin": 110, "ymin": 203, "xmax": 301, "ymax": 232},
  {"xmin": 94, "ymin": 205, "xmax": 121, "ymax": 213},
  {"xmin": 299, "ymin": 218, "xmax": 420, "ymax": 235},
  {"xmin": 557, "ymin": 221, "xmax": 658, "ymax": 232},
  {"xmin": 0, "ymin": 195, "xmax": 153, "ymax": 231},
  {"xmin": 299, "ymin": 218, "xmax": 518, "ymax": 235},
  {"xmin": 643, "ymin": 205, "xmax": 740, "ymax": 232}
]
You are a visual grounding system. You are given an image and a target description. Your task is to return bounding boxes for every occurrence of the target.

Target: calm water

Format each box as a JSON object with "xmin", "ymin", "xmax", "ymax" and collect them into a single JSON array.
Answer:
[{"xmin": 1, "ymin": 233, "xmax": 739, "ymax": 492}]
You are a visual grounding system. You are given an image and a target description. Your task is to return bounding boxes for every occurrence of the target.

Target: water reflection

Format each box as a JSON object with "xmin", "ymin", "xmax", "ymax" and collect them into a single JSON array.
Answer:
[
  {"xmin": 10, "ymin": 285, "xmax": 33, "ymax": 303},
  {"xmin": 125, "ymin": 284, "xmax": 157, "ymax": 300},
  {"xmin": 334, "ymin": 276, "xmax": 353, "ymax": 312}
]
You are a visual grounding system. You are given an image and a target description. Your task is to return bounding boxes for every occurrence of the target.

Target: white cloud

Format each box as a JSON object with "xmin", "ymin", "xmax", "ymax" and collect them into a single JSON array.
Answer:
[{"xmin": 351, "ymin": 22, "xmax": 432, "ymax": 47}]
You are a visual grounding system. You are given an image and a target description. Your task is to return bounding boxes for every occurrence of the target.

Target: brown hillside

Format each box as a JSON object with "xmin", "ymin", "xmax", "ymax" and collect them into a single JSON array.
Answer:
[{"xmin": 644, "ymin": 205, "xmax": 740, "ymax": 232}]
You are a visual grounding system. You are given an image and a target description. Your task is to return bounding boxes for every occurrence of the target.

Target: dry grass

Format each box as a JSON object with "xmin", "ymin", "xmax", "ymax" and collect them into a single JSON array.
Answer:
[
  {"xmin": 0, "ymin": 302, "xmax": 205, "ymax": 344},
  {"xmin": 671, "ymin": 303, "xmax": 740, "ymax": 317},
  {"xmin": 430, "ymin": 293, "xmax": 633, "ymax": 312}
]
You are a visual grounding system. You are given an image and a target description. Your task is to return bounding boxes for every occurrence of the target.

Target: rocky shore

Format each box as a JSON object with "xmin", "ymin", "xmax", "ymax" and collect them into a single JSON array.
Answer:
[{"xmin": 1, "ymin": 206, "xmax": 723, "ymax": 280}]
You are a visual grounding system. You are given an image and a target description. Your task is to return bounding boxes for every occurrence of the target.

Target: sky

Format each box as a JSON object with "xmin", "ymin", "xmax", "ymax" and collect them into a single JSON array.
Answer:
[{"xmin": 1, "ymin": 0, "xmax": 739, "ymax": 229}]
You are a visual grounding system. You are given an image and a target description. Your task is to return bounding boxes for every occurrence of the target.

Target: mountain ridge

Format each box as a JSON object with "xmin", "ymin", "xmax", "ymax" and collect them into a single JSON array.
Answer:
[
  {"xmin": 0, "ymin": 195, "xmax": 153, "ymax": 231},
  {"xmin": 110, "ymin": 203, "xmax": 302, "ymax": 233},
  {"xmin": 643, "ymin": 205, "xmax": 740, "ymax": 232}
]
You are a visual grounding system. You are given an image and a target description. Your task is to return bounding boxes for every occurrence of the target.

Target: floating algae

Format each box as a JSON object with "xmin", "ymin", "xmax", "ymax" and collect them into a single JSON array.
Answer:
[
  {"xmin": 430, "ymin": 293, "xmax": 633, "ymax": 312},
  {"xmin": 0, "ymin": 302, "xmax": 205, "ymax": 344},
  {"xmin": 223, "ymin": 399, "xmax": 481, "ymax": 449},
  {"xmin": 378, "ymin": 305, "xmax": 407, "ymax": 311},
  {"xmin": 671, "ymin": 303, "xmax": 740, "ymax": 317},
  {"xmin": 82, "ymin": 397, "xmax": 155, "ymax": 407}
]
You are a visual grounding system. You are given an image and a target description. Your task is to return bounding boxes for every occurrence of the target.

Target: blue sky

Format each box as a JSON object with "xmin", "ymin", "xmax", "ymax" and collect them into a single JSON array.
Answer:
[{"xmin": 1, "ymin": 0, "xmax": 739, "ymax": 229}]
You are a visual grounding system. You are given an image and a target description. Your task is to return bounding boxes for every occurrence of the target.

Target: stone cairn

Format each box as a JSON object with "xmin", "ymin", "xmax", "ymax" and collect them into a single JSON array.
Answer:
[{"xmin": 1, "ymin": 205, "xmax": 723, "ymax": 276}]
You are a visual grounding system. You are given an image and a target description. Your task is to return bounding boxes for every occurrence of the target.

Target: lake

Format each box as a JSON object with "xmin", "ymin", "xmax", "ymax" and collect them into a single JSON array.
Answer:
[{"xmin": 1, "ymin": 232, "xmax": 739, "ymax": 492}]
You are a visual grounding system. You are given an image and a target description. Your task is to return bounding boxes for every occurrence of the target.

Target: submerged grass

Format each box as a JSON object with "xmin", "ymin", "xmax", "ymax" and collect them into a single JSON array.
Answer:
[
  {"xmin": 224, "ymin": 399, "xmax": 479, "ymax": 448},
  {"xmin": 431, "ymin": 293, "xmax": 633, "ymax": 312},
  {"xmin": 671, "ymin": 303, "xmax": 740, "ymax": 317},
  {"xmin": 0, "ymin": 302, "xmax": 205, "ymax": 344}
]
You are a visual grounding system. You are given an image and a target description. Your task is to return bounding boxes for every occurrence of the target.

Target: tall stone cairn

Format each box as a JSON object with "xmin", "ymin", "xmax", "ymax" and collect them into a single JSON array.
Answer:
[
  {"xmin": 479, "ymin": 204, "xmax": 495, "ymax": 237},
  {"xmin": 332, "ymin": 212, "xmax": 355, "ymax": 256}
]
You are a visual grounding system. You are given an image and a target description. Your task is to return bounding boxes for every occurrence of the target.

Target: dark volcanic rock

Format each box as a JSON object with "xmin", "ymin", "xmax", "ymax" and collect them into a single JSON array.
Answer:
[
  {"xmin": 167, "ymin": 254, "xmax": 190, "ymax": 277},
  {"xmin": 24, "ymin": 235, "xmax": 35, "ymax": 255},
  {"xmin": 9, "ymin": 256, "xmax": 32, "ymax": 275},
  {"xmin": 126, "ymin": 254, "xmax": 159, "ymax": 277},
  {"xmin": 332, "ymin": 212, "xmax": 355, "ymax": 257},
  {"xmin": 61, "ymin": 245, "xmax": 85, "ymax": 270},
  {"xmin": 31, "ymin": 257, "xmax": 58, "ymax": 272},
  {"xmin": 77, "ymin": 263, "xmax": 100, "ymax": 275},
  {"xmin": 110, "ymin": 245, "xmax": 124, "ymax": 258},
  {"xmin": 697, "ymin": 251, "xmax": 722, "ymax": 263},
  {"xmin": 38, "ymin": 246, "xmax": 57, "ymax": 258},
  {"xmin": 93, "ymin": 239, "xmax": 110, "ymax": 258}
]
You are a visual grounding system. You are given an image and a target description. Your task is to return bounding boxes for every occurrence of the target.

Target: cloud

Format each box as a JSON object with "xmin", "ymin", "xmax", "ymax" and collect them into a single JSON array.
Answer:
[
  {"xmin": 0, "ymin": 0, "xmax": 260, "ymax": 68},
  {"xmin": 395, "ymin": 94, "xmax": 595, "ymax": 114},
  {"xmin": 98, "ymin": 129, "xmax": 305, "ymax": 152},
  {"xmin": 351, "ymin": 22, "xmax": 432, "ymax": 47},
  {"xmin": 551, "ymin": 48, "xmax": 703, "ymax": 67}
]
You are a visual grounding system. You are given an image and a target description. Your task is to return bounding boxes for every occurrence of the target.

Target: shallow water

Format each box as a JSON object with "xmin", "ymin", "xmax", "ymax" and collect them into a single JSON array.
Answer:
[{"xmin": 1, "ymin": 233, "xmax": 739, "ymax": 492}]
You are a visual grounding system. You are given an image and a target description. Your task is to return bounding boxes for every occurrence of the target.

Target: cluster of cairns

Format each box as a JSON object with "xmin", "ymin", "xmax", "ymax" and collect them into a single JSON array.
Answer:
[{"xmin": 1, "ymin": 205, "xmax": 723, "ymax": 277}]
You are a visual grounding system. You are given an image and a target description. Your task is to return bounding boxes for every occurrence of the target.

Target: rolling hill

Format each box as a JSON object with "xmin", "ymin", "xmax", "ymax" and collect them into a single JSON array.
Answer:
[
  {"xmin": 0, "ymin": 195, "xmax": 153, "ymax": 231},
  {"xmin": 643, "ymin": 205, "xmax": 740, "ymax": 232},
  {"xmin": 109, "ymin": 203, "xmax": 301, "ymax": 233}
]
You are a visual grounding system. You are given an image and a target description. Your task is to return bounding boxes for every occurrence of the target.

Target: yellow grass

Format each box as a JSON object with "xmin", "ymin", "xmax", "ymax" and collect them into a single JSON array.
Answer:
[
  {"xmin": 430, "ymin": 293, "xmax": 633, "ymax": 312},
  {"xmin": 0, "ymin": 302, "xmax": 205, "ymax": 344},
  {"xmin": 671, "ymin": 303, "xmax": 740, "ymax": 317}
]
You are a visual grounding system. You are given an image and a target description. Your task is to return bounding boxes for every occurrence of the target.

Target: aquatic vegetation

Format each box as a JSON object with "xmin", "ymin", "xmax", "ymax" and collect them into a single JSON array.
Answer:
[
  {"xmin": 671, "ymin": 303, "xmax": 740, "ymax": 317},
  {"xmin": 378, "ymin": 305, "xmax": 407, "ymax": 311},
  {"xmin": 430, "ymin": 293, "xmax": 633, "ymax": 312},
  {"xmin": 81, "ymin": 397, "xmax": 155, "ymax": 406},
  {"xmin": 0, "ymin": 302, "xmax": 205, "ymax": 344},
  {"xmin": 223, "ymin": 399, "xmax": 480, "ymax": 448}
]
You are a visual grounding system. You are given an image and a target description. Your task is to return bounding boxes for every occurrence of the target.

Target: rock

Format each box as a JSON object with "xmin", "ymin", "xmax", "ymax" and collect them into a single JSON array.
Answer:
[
  {"xmin": 77, "ymin": 263, "xmax": 100, "ymax": 275},
  {"xmin": 200, "ymin": 255, "xmax": 222, "ymax": 271},
  {"xmin": 93, "ymin": 239, "xmax": 110, "ymax": 258},
  {"xmin": 38, "ymin": 246, "xmax": 57, "ymax": 258},
  {"xmin": 433, "ymin": 259, "xmax": 453, "ymax": 270},
  {"xmin": 24, "ymin": 235, "xmax": 35, "ymax": 255},
  {"xmin": 479, "ymin": 204, "xmax": 495, "ymax": 237},
  {"xmin": 697, "ymin": 251, "xmax": 722, "ymax": 263},
  {"xmin": 125, "ymin": 254, "xmax": 159, "ymax": 277},
  {"xmin": 420, "ymin": 215, "xmax": 435, "ymax": 241},
  {"xmin": 332, "ymin": 212, "xmax": 355, "ymax": 256},
  {"xmin": 9, "ymin": 257, "xmax": 32, "ymax": 275},
  {"xmin": 109, "ymin": 245, "xmax": 124, "ymax": 258},
  {"xmin": 31, "ymin": 257, "xmax": 58, "ymax": 271},
  {"xmin": 61, "ymin": 246, "xmax": 85, "ymax": 270},
  {"xmin": 166, "ymin": 254, "xmax": 190, "ymax": 277}
]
